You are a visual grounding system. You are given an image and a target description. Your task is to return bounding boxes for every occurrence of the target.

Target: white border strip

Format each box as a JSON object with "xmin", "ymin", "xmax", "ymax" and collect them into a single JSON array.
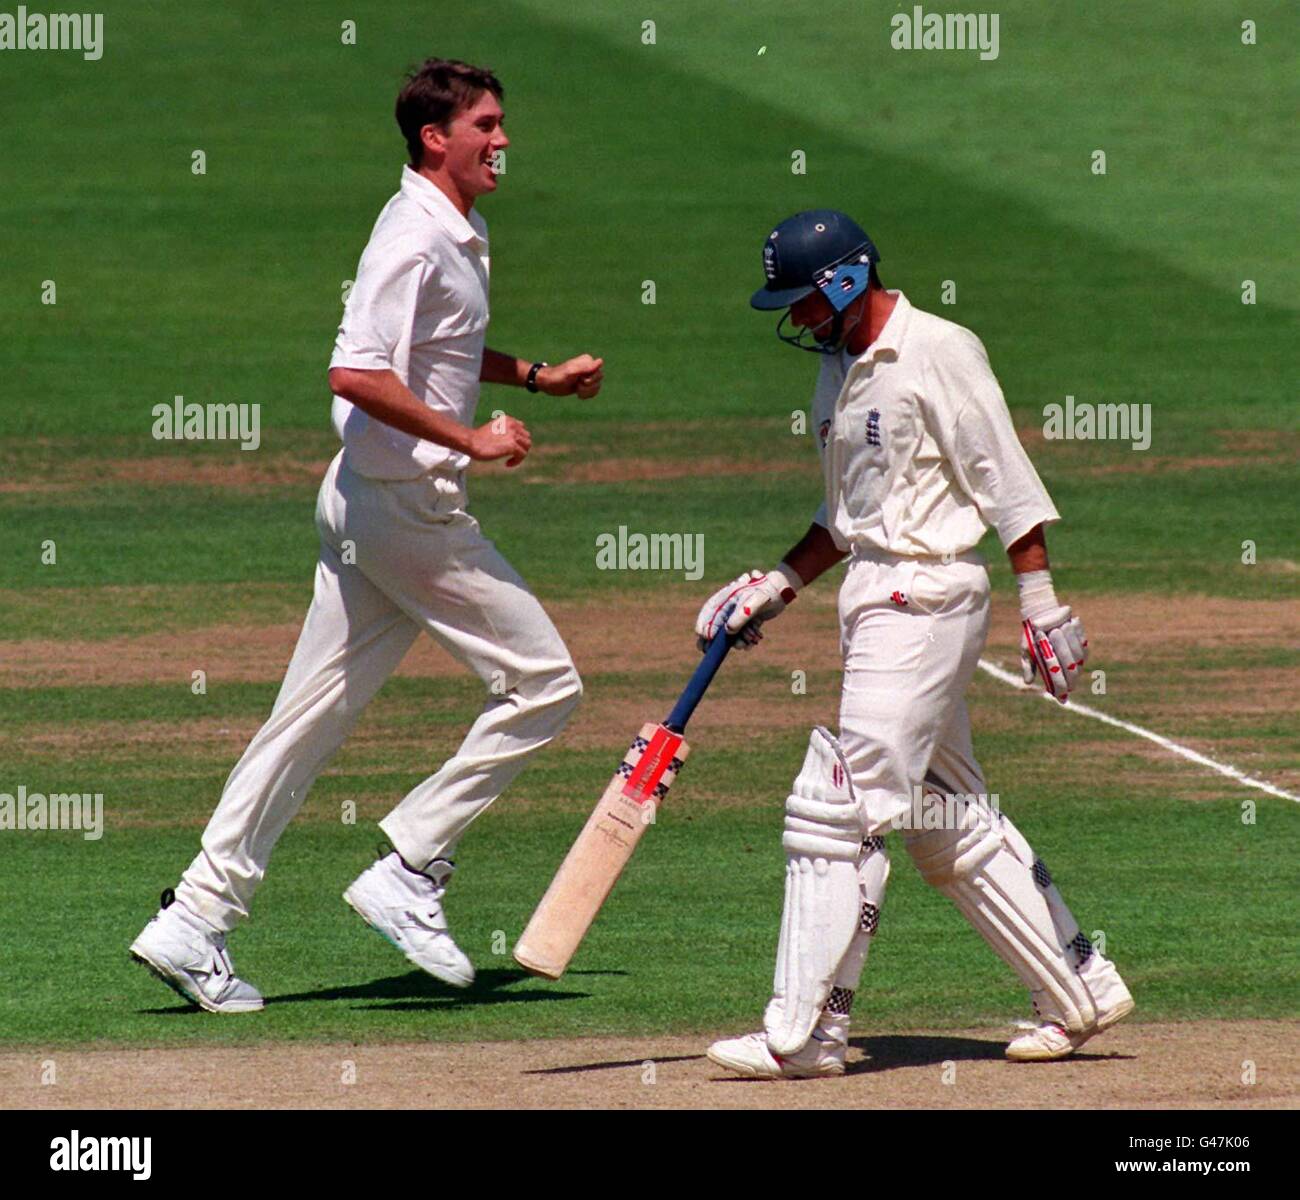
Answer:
[{"xmin": 977, "ymin": 659, "xmax": 1300, "ymax": 804}]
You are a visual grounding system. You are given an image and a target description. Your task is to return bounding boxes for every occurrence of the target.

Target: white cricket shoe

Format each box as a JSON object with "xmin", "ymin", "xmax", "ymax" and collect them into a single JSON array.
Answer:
[
  {"xmin": 343, "ymin": 852, "xmax": 474, "ymax": 988},
  {"xmin": 130, "ymin": 892, "xmax": 264, "ymax": 1013},
  {"xmin": 1006, "ymin": 976, "xmax": 1135, "ymax": 1062},
  {"xmin": 707, "ymin": 1031, "xmax": 846, "ymax": 1079}
]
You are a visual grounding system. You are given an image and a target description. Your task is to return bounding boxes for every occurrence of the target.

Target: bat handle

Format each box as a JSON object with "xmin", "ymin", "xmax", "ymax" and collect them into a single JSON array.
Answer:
[{"xmin": 663, "ymin": 624, "xmax": 735, "ymax": 733}]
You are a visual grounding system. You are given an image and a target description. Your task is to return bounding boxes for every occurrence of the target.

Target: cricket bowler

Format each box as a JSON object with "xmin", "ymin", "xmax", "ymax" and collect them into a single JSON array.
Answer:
[
  {"xmin": 700, "ymin": 210, "xmax": 1133, "ymax": 1077},
  {"xmin": 131, "ymin": 59, "xmax": 603, "ymax": 1011}
]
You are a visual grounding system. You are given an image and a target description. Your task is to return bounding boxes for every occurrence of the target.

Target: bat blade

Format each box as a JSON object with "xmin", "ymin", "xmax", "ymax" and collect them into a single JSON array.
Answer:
[{"xmin": 513, "ymin": 722, "xmax": 689, "ymax": 980}]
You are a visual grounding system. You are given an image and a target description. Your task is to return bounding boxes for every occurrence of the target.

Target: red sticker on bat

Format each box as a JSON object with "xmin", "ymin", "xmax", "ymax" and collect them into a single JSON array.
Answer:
[{"xmin": 622, "ymin": 728, "xmax": 683, "ymax": 804}]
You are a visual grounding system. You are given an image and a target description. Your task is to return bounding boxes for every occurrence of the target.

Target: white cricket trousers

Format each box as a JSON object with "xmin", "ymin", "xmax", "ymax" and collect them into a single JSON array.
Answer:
[
  {"xmin": 176, "ymin": 450, "xmax": 582, "ymax": 932},
  {"xmin": 836, "ymin": 549, "xmax": 992, "ymax": 830}
]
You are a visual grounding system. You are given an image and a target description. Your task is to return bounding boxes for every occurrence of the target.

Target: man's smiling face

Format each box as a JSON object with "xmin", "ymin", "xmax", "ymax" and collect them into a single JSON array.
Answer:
[{"xmin": 437, "ymin": 90, "xmax": 509, "ymax": 202}]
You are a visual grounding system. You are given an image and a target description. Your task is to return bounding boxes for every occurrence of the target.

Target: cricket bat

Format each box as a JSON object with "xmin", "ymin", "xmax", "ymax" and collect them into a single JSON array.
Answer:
[{"xmin": 513, "ymin": 624, "xmax": 735, "ymax": 979}]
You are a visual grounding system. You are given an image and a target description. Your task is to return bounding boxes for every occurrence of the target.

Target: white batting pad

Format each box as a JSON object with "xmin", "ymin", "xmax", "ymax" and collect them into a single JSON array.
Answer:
[
  {"xmin": 807, "ymin": 834, "xmax": 893, "ymax": 1046},
  {"xmin": 764, "ymin": 728, "xmax": 865, "ymax": 1055},
  {"xmin": 903, "ymin": 778, "xmax": 1101, "ymax": 1032}
]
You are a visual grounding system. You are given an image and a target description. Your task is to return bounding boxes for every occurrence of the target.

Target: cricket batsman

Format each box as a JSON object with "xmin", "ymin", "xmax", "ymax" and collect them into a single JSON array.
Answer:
[
  {"xmin": 131, "ymin": 59, "xmax": 603, "ymax": 1011},
  {"xmin": 701, "ymin": 210, "xmax": 1133, "ymax": 1077}
]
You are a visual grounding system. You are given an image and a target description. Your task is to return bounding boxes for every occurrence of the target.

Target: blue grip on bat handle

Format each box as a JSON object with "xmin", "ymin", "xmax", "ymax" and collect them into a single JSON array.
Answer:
[{"xmin": 663, "ymin": 621, "xmax": 735, "ymax": 733}]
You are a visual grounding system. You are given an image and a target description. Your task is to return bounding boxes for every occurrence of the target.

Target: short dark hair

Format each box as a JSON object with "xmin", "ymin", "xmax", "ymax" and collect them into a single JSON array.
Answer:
[{"xmin": 395, "ymin": 58, "xmax": 504, "ymax": 167}]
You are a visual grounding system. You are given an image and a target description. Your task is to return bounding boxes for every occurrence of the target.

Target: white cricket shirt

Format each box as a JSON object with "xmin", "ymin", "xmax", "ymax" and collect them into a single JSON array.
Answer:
[
  {"xmin": 810, "ymin": 291, "xmax": 1059, "ymax": 558},
  {"xmin": 330, "ymin": 166, "xmax": 490, "ymax": 479}
]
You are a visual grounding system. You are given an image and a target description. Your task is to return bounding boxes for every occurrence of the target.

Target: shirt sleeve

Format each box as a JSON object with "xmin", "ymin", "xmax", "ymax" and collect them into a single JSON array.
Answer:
[
  {"xmin": 923, "ymin": 328, "xmax": 1060, "ymax": 549},
  {"xmin": 330, "ymin": 235, "xmax": 429, "ymax": 375}
]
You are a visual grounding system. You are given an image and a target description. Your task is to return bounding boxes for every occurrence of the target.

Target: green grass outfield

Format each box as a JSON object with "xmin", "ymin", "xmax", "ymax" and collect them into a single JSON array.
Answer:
[
  {"xmin": 0, "ymin": 1, "xmax": 1296, "ymax": 1048},
  {"xmin": 0, "ymin": 666, "xmax": 1296, "ymax": 1047}
]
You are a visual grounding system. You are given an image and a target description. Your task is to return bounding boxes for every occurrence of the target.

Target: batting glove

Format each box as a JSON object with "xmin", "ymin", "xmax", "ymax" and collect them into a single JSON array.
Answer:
[
  {"xmin": 695, "ymin": 565, "xmax": 802, "ymax": 652},
  {"xmin": 1017, "ymin": 570, "xmax": 1088, "ymax": 703}
]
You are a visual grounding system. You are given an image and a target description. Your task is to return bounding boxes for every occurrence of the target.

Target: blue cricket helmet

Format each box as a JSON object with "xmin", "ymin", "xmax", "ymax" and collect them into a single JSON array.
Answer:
[{"xmin": 750, "ymin": 210, "xmax": 881, "ymax": 352}]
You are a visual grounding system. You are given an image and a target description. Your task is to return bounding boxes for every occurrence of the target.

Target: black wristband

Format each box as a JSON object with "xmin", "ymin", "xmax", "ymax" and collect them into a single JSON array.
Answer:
[{"xmin": 525, "ymin": 361, "xmax": 548, "ymax": 393}]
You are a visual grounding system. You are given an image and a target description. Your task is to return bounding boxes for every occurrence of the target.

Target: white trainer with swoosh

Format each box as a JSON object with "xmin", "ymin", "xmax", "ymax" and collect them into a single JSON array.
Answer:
[
  {"xmin": 130, "ymin": 892, "xmax": 264, "ymax": 1013},
  {"xmin": 343, "ymin": 851, "xmax": 474, "ymax": 988}
]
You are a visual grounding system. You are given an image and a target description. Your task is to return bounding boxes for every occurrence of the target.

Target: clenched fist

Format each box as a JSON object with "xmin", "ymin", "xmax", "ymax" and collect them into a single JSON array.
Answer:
[
  {"xmin": 538, "ymin": 355, "xmax": 604, "ymax": 399},
  {"xmin": 468, "ymin": 413, "xmax": 532, "ymax": 468}
]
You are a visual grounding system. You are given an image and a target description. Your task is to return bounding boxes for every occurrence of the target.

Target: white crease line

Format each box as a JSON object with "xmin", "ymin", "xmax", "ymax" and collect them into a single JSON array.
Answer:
[{"xmin": 977, "ymin": 659, "xmax": 1300, "ymax": 804}]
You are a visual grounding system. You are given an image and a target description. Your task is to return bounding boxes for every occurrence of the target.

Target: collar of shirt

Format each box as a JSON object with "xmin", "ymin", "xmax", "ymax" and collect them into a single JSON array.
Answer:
[
  {"xmin": 842, "ymin": 289, "xmax": 911, "ymax": 370},
  {"xmin": 400, "ymin": 165, "xmax": 489, "ymax": 247}
]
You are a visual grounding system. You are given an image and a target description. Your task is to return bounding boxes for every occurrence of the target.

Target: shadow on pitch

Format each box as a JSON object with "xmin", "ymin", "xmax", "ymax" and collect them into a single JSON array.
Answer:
[
  {"xmin": 525, "ymin": 1034, "xmax": 1127, "ymax": 1083},
  {"xmin": 273, "ymin": 967, "xmax": 615, "ymax": 1010},
  {"xmin": 846, "ymin": 1034, "xmax": 1134, "ymax": 1071},
  {"xmin": 693, "ymin": 1034, "xmax": 1009, "ymax": 1083},
  {"xmin": 136, "ymin": 967, "xmax": 624, "ymax": 1015},
  {"xmin": 528, "ymin": 1032, "xmax": 1114, "ymax": 1080},
  {"xmin": 525, "ymin": 1054, "xmax": 704, "ymax": 1076},
  {"xmin": 846, "ymin": 1033, "xmax": 1006, "ymax": 1072}
]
